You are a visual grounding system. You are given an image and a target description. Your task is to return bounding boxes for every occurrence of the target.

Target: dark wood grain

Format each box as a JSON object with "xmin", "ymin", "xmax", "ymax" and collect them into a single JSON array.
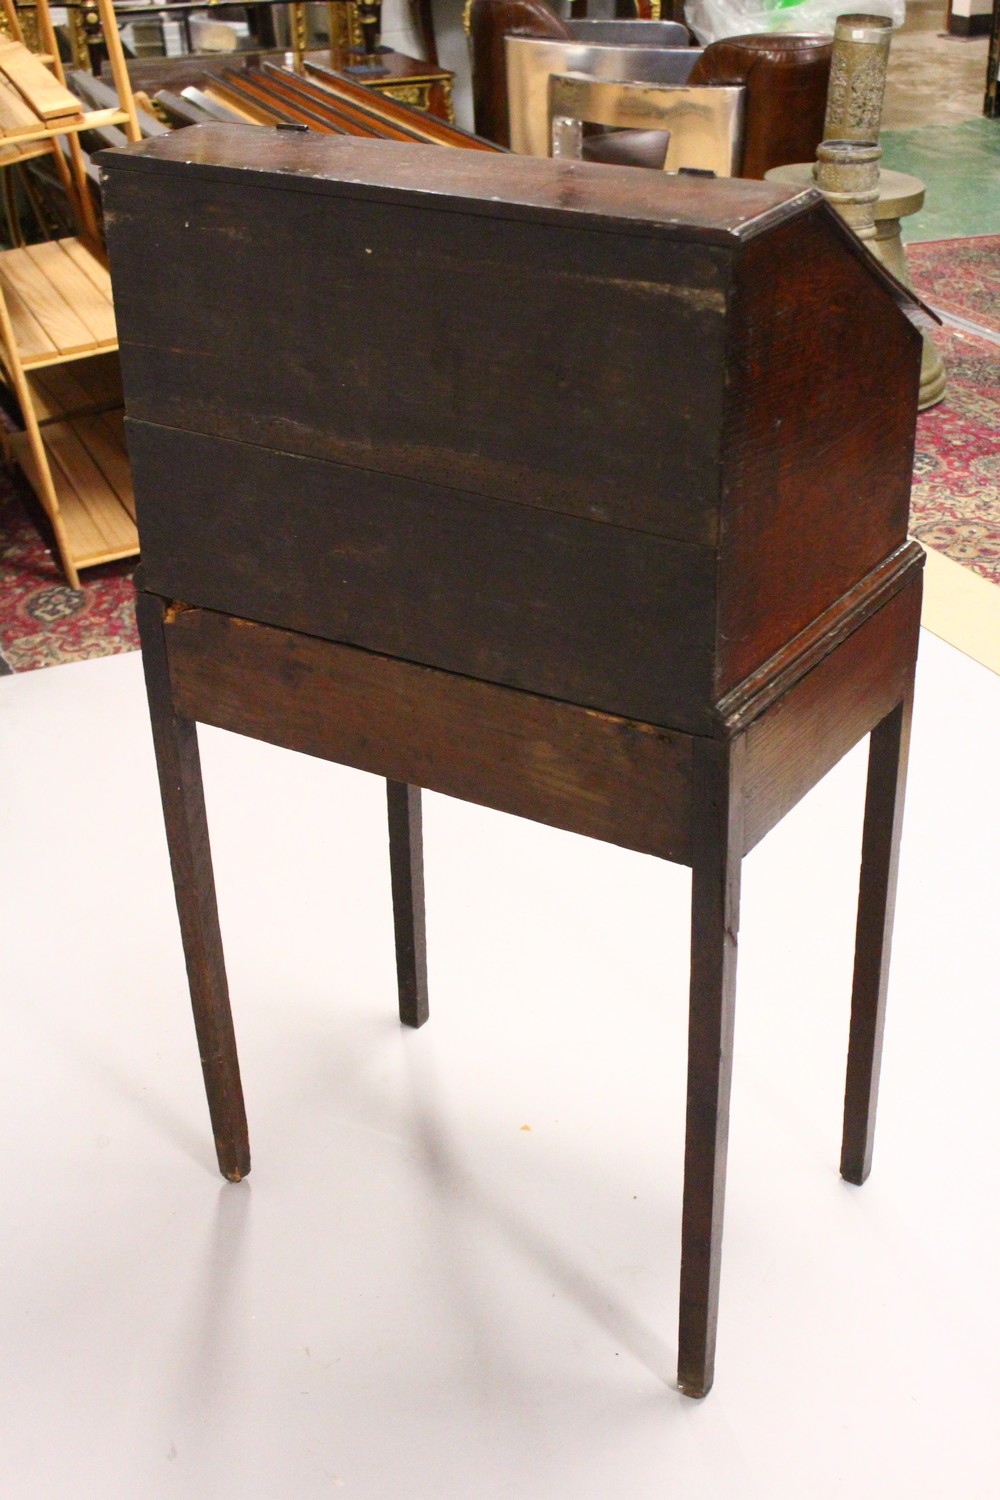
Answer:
[
  {"xmin": 161, "ymin": 603, "xmax": 696, "ymax": 864},
  {"xmin": 105, "ymin": 171, "xmax": 732, "ymax": 544},
  {"xmin": 210, "ymin": 69, "xmax": 391, "ymax": 136},
  {"xmin": 841, "ymin": 689, "xmax": 914, "ymax": 1184},
  {"xmin": 134, "ymin": 589, "xmax": 251, "ymax": 1183},
  {"xmin": 741, "ymin": 572, "xmax": 922, "ymax": 853},
  {"xmin": 717, "ymin": 208, "xmax": 923, "ymax": 691},
  {"xmin": 251, "ymin": 65, "xmax": 434, "ymax": 139},
  {"xmin": 299, "ymin": 62, "xmax": 499, "ymax": 146},
  {"xmin": 386, "ymin": 782, "xmax": 429, "ymax": 1029},
  {"xmin": 100, "ymin": 123, "xmax": 803, "ymax": 237},
  {"xmin": 126, "ymin": 420, "xmax": 717, "ymax": 732},
  {"xmin": 715, "ymin": 542, "xmax": 923, "ymax": 735},
  {"xmin": 678, "ymin": 735, "xmax": 745, "ymax": 1398}
]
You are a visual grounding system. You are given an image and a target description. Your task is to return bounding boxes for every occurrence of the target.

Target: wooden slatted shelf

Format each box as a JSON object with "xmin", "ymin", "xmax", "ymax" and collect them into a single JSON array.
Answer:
[
  {"xmin": 0, "ymin": 134, "xmax": 57, "ymax": 168},
  {"xmin": 0, "ymin": 0, "xmax": 142, "ymax": 589},
  {"xmin": 25, "ymin": 352, "xmax": 123, "ymax": 423},
  {"xmin": 0, "ymin": 43, "xmax": 129, "ymax": 147},
  {"xmin": 0, "ymin": 37, "xmax": 81, "ymax": 119},
  {"xmin": 0, "ymin": 237, "xmax": 117, "ymax": 368},
  {"xmin": 10, "ymin": 407, "xmax": 137, "ymax": 568}
]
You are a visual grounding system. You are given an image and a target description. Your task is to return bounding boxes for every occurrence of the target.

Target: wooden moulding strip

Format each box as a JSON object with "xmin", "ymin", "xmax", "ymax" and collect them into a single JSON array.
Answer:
[
  {"xmin": 205, "ymin": 75, "xmax": 303, "ymax": 126},
  {"xmin": 0, "ymin": 105, "xmax": 126, "ymax": 150},
  {"xmin": 0, "ymin": 74, "xmax": 44, "ymax": 138},
  {"xmin": 216, "ymin": 71, "xmax": 352, "ymax": 134},
  {"xmin": 0, "ymin": 39, "xmax": 84, "ymax": 121},
  {"xmin": 198, "ymin": 85, "xmax": 271, "ymax": 125},
  {"xmin": 0, "ymin": 137, "xmax": 55, "ymax": 168},
  {"xmin": 255, "ymin": 65, "xmax": 429, "ymax": 142}
]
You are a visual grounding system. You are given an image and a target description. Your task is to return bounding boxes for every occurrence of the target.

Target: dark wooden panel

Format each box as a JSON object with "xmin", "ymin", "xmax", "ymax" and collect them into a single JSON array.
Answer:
[
  {"xmin": 741, "ymin": 572, "xmax": 922, "ymax": 853},
  {"xmin": 162, "ymin": 602, "xmax": 696, "ymax": 863},
  {"xmin": 104, "ymin": 168, "xmax": 731, "ymax": 543},
  {"xmin": 716, "ymin": 207, "xmax": 922, "ymax": 690},
  {"xmin": 128, "ymin": 421, "xmax": 717, "ymax": 731},
  {"xmin": 100, "ymin": 124, "xmax": 805, "ymax": 239},
  {"xmin": 715, "ymin": 541, "xmax": 923, "ymax": 733}
]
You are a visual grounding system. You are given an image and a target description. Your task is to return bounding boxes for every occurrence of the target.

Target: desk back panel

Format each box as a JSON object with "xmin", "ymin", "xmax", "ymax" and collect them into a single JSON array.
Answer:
[{"xmin": 101, "ymin": 128, "xmax": 922, "ymax": 727}]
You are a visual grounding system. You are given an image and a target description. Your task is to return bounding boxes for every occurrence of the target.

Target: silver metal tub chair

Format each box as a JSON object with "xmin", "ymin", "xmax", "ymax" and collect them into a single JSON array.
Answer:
[{"xmin": 505, "ymin": 25, "xmax": 745, "ymax": 176}]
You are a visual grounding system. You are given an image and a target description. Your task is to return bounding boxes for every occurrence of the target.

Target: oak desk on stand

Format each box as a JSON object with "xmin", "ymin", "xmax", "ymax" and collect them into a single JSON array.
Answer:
[{"xmin": 100, "ymin": 127, "xmax": 925, "ymax": 1397}]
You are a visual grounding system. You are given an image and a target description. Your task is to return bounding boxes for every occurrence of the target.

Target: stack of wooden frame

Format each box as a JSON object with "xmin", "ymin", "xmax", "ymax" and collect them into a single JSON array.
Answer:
[
  {"xmin": 155, "ymin": 58, "xmax": 502, "ymax": 151},
  {"xmin": 0, "ymin": 0, "xmax": 140, "ymax": 588}
]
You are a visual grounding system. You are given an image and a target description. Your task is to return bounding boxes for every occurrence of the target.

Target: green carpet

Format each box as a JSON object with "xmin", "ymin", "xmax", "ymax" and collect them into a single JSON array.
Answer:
[{"xmin": 881, "ymin": 119, "xmax": 1000, "ymax": 242}]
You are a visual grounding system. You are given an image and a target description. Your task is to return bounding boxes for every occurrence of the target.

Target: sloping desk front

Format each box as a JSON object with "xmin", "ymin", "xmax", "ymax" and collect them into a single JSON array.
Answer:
[{"xmin": 100, "ymin": 128, "xmax": 924, "ymax": 1397}]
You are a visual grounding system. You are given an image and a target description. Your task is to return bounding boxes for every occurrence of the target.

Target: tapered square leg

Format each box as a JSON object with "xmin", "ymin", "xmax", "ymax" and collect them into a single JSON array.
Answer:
[
  {"xmin": 135, "ymin": 590, "xmax": 250, "ymax": 1182},
  {"xmin": 841, "ymin": 690, "xmax": 914, "ymax": 1185},
  {"xmin": 677, "ymin": 736, "xmax": 745, "ymax": 1398},
  {"xmin": 386, "ymin": 781, "xmax": 429, "ymax": 1028}
]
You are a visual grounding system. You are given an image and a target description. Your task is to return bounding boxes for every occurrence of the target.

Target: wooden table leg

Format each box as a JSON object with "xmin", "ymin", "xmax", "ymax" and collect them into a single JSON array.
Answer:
[
  {"xmin": 677, "ymin": 737, "xmax": 745, "ymax": 1398},
  {"xmin": 386, "ymin": 781, "xmax": 429, "ymax": 1028},
  {"xmin": 135, "ymin": 591, "xmax": 251, "ymax": 1182},
  {"xmin": 841, "ymin": 688, "xmax": 914, "ymax": 1185}
]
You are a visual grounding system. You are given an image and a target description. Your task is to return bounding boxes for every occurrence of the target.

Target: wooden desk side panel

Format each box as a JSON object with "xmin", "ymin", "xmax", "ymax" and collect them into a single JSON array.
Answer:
[
  {"xmin": 716, "ymin": 209, "xmax": 921, "ymax": 693},
  {"xmin": 741, "ymin": 571, "xmax": 922, "ymax": 853},
  {"xmin": 103, "ymin": 170, "xmax": 730, "ymax": 544},
  {"xmin": 127, "ymin": 420, "xmax": 717, "ymax": 732},
  {"xmin": 162, "ymin": 603, "xmax": 696, "ymax": 864}
]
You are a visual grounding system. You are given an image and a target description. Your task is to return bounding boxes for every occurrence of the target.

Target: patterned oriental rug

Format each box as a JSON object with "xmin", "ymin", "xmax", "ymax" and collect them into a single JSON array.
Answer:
[
  {"xmin": 907, "ymin": 236, "xmax": 1000, "ymax": 337},
  {"xmin": 909, "ymin": 322, "xmax": 1000, "ymax": 590},
  {"xmin": 906, "ymin": 236, "xmax": 1000, "ymax": 594},
  {"xmin": 0, "ymin": 476, "xmax": 137, "ymax": 674}
]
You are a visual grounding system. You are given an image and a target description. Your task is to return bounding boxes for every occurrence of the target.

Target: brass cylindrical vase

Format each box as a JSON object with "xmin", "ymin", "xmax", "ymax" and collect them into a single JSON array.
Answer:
[
  {"xmin": 823, "ymin": 13, "xmax": 893, "ymax": 145},
  {"xmin": 815, "ymin": 139, "xmax": 882, "ymax": 242}
]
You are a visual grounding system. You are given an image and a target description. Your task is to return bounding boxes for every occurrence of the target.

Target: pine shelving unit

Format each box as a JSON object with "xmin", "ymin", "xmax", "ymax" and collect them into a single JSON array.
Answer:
[{"xmin": 0, "ymin": 0, "xmax": 141, "ymax": 588}]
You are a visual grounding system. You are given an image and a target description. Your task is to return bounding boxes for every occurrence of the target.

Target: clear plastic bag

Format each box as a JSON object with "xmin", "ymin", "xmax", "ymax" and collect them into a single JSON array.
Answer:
[{"xmin": 684, "ymin": 0, "xmax": 904, "ymax": 46}]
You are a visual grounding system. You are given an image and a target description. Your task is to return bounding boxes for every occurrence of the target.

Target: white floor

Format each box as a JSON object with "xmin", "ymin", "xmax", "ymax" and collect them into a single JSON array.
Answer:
[{"xmin": 1, "ymin": 630, "xmax": 997, "ymax": 1499}]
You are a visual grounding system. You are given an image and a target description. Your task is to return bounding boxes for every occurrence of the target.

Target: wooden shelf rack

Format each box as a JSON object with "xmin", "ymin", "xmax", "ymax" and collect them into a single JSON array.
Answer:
[
  {"xmin": 0, "ymin": 0, "xmax": 141, "ymax": 587},
  {"xmin": 10, "ymin": 407, "xmax": 135, "ymax": 568}
]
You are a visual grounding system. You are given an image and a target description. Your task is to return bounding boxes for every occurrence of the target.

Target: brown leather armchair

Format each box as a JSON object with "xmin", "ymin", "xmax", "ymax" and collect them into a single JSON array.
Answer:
[
  {"xmin": 687, "ymin": 32, "xmax": 833, "ymax": 178},
  {"xmin": 470, "ymin": 0, "xmax": 833, "ymax": 180},
  {"xmin": 469, "ymin": 3, "xmax": 691, "ymax": 148},
  {"xmin": 470, "ymin": 0, "xmax": 573, "ymax": 147}
]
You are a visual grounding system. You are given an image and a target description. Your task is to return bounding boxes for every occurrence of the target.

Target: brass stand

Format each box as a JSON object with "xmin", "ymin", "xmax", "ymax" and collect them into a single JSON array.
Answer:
[{"xmin": 765, "ymin": 161, "xmax": 946, "ymax": 411}]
